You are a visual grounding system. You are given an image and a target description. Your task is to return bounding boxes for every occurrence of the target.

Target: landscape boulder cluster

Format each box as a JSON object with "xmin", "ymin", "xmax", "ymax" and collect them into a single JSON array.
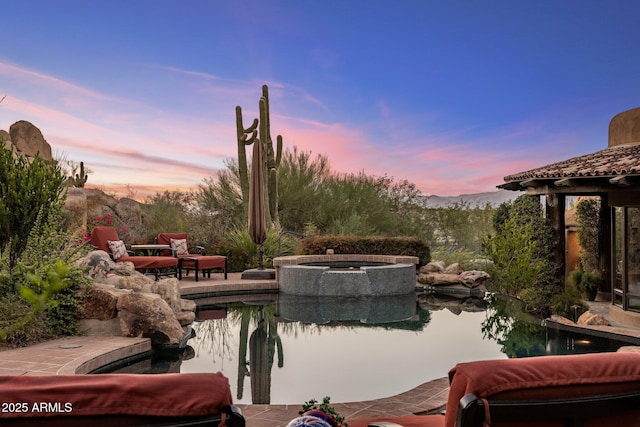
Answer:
[{"xmin": 77, "ymin": 251, "xmax": 196, "ymax": 347}]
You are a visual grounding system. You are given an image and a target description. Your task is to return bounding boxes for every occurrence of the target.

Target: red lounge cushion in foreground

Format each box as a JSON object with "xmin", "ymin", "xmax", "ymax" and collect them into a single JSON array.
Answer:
[{"xmin": 0, "ymin": 373, "xmax": 232, "ymax": 419}]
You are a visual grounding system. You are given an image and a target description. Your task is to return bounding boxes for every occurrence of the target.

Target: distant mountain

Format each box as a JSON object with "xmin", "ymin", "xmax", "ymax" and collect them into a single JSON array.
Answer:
[{"xmin": 418, "ymin": 189, "xmax": 520, "ymax": 209}]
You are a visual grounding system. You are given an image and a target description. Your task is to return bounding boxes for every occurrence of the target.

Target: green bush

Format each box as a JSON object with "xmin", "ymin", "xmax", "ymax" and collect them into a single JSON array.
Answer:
[
  {"xmin": 0, "ymin": 145, "xmax": 65, "ymax": 267},
  {"xmin": 551, "ymin": 283, "xmax": 588, "ymax": 321},
  {"xmin": 483, "ymin": 195, "xmax": 560, "ymax": 316},
  {"xmin": 300, "ymin": 234, "xmax": 430, "ymax": 265},
  {"xmin": 0, "ymin": 142, "xmax": 91, "ymax": 346},
  {"xmin": 569, "ymin": 267, "xmax": 601, "ymax": 301}
]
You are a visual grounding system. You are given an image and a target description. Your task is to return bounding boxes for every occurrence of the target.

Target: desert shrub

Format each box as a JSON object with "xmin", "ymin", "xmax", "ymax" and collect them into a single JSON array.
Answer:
[
  {"xmin": 551, "ymin": 283, "xmax": 588, "ymax": 321},
  {"xmin": 217, "ymin": 227, "xmax": 300, "ymax": 272},
  {"xmin": 0, "ymin": 145, "xmax": 66, "ymax": 267},
  {"xmin": 300, "ymin": 234, "xmax": 430, "ymax": 265},
  {"xmin": 3, "ymin": 208, "xmax": 92, "ymax": 341},
  {"xmin": 0, "ymin": 142, "xmax": 91, "ymax": 345},
  {"xmin": 569, "ymin": 267, "xmax": 601, "ymax": 301},
  {"xmin": 429, "ymin": 248, "xmax": 491, "ymax": 270}
]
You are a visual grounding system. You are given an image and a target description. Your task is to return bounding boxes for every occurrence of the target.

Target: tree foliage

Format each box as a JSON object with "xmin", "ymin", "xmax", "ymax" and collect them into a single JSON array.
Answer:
[
  {"xmin": 483, "ymin": 195, "xmax": 560, "ymax": 315},
  {"xmin": 575, "ymin": 197, "xmax": 601, "ymax": 273}
]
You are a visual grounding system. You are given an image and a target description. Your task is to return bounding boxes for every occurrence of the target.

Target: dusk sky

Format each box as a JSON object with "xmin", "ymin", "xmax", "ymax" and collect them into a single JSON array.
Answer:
[{"xmin": 2, "ymin": 1, "xmax": 640, "ymax": 198}]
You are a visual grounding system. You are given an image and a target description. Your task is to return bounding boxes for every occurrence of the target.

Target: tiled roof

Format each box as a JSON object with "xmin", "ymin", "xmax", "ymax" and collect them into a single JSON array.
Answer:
[{"xmin": 503, "ymin": 143, "xmax": 640, "ymax": 184}]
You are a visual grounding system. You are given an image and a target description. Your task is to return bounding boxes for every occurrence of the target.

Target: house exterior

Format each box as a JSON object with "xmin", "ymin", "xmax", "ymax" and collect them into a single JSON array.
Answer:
[{"xmin": 500, "ymin": 107, "xmax": 640, "ymax": 326}]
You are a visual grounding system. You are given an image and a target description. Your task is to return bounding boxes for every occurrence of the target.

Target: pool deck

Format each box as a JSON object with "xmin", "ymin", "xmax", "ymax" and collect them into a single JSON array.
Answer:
[{"xmin": 3, "ymin": 273, "xmax": 640, "ymax": 426}]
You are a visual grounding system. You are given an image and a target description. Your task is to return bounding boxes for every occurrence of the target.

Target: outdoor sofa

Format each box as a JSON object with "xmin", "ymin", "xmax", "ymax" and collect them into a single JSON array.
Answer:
[
  {"xmin": 157, "ymin": 232, "xmax": 227, "ymax": 281},
  {"xmin": 348, "ymin": 351, "xmax": 640, "ymax": 427},
  {"xmin": 91, "ymin": 226, "xmax": 179, "ymax": 280},
  {"xmin": 0, "ymin": 372, "xmax": 244, "ymax": 426}
]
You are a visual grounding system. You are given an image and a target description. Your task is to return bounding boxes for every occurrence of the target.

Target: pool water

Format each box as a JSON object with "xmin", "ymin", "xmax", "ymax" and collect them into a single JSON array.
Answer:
[
  {"xmin": 102, "ymin": 294, "xmax": 635, "ymax": 405},
  {"xmin": 182, "ymin": 304, "xmax": 504, "ymax": 404}
]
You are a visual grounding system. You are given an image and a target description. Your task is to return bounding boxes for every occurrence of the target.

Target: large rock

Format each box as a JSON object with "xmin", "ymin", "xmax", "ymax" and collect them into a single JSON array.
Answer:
[
  {"xmin": 8, "ymin": 120, "xmax": 52, "ymax": 159},
  {"xmin": 577, "ymin": 311, "xmax": 611, "ymax": 326},
  {"xmin": 76, "ymin": 250, "xmax": 115, "ymax": 280},
  {"xmin": 117, "ymin": 292, "xmax": 186, "ymax": 345},
  {"xmin": 460, "ymin": 270, "xmax": 490, "ymax": 286},
  {"xmin": 114, "ymin": 198, "xmax": 143, "ymax": 225},
  {"xmin": 151, "ymin": 278, "xmax": 182, "ymax": 312},
  {"xmin": 81, "ymin": 283, "xmax": 131, "ymax": 320}
]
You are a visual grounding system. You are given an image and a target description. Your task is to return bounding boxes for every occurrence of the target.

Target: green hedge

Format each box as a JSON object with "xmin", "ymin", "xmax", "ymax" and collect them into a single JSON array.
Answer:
[{"xmin": 300, "ymin": 234, "xmax": 430, "ymax": 266}]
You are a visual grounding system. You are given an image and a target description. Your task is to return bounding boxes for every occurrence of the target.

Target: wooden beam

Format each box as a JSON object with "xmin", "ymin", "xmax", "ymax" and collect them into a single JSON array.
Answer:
[
  {"xmin": 554, "ymin": 178, "xmax": 575, "ymax": 187},
  {"xmin": 610, "ymin": 175, "xmax": 632, "ymax": 186}
]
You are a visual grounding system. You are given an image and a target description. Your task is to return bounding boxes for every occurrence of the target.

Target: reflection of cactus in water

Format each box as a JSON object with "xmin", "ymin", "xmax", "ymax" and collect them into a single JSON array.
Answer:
[
  {"xmin": 235, "ymin": 85, "xmax": 283, "ymax": 226},
  {"xmin": 235, "ymin": 304, "xmax": 284, "ymax": 404}
]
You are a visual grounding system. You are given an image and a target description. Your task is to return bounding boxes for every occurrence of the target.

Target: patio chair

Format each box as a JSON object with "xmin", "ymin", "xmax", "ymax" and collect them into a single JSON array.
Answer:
[
  {"xmin": 0, "ymin": 372, "xmax": 245, "ymax": 426},
  {"xmin": 90, "ymin": 226, "xmax": 179, "ymax": 280},
  {"xmin": 157, "ymin": 232, "xmax": 227, "ymax": 281},
  {"xmin": 347, "ymin": 351, "xmax": 640, "ymax": 427}
]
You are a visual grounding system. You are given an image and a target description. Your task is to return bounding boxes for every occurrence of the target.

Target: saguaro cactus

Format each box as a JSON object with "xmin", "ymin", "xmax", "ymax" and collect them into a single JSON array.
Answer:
[
  {"xmin": 68, "ymin": 161, "xmax": 89, "ymax": 188},
  {"xmin": 235, "ymin": 106, "xmax": 258, "ymax": 214},
  {"xmin": 235, "ymin": 85, "xmax": 283, "ymax": 227},
  {"xmin": 259, "ymin": 85, "xmax": 283, "ymax": 226}
]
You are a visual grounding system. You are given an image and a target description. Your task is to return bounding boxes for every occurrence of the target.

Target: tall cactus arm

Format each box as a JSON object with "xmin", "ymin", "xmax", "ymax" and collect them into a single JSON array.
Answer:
[
  {"xmin": 236, "ymin": 106, "xmax": 259, "ymax": 211},
  {"xmin": 275, "ymin": 135, "xmax": 282, "ymax": 167}
]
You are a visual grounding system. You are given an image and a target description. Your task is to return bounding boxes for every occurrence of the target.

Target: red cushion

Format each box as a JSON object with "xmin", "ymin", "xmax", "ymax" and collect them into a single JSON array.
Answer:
[
  {"xmin": 157, "ymin": 233, "xmax": 189, "ymax": 255},
  {"xmin": 118, "ymin": 255, "xmax": 178, "ymax": 269},
  {"xmin": 0, "ymin": 373, "xmax": 232, "ymax": 419},
  {"xmin": 179, "ymin": 254, "xmax": 226, "ymax": 270},
  {"xmin": 90, "ymin": 226, "xmax": 120, "ymax": 253},
  {"xmin": 444, "ymin": 352, "xmax": 640, "ymax": 427}
]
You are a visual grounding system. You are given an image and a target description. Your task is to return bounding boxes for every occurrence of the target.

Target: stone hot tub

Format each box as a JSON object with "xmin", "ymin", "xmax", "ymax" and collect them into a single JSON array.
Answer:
[{"xmin": 273, "ymin": 254, "xmax": 419, "ymax": 297}]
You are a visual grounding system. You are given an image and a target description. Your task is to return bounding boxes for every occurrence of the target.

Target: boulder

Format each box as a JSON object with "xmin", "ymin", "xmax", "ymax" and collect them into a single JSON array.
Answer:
[
  {"xmin": 117, "ymin": 292, "xmax": 186, "ymax": 345},
  {"xmin": 109, "ymin": 273, "xmax": 154, "ymax": 292},
  {"xmin": 618, "ymin": 346, "xmax": 640, "ymax": 353},
  {"xmin": 76, "ymin": 250, "xmax": 115, "ymax": 280},
  {"xmin": 577, "ymin": 311, "xmax": 611, "ymax": 326},
  {"xmin": 9, "ymin": 120, "xmax": 52, "ymax": 159},
  {"xmin": 419, "ymin": 261, "xmax": 445, "ymax": 274},
  {"xmin": 175, "ymin": 310, "xmax": 196, "ymax": 327},
  {"xmin": 460, "ymin": 270, "xmax": 490, "ymax": 286},
  {"xmin": 151, "ymin": 278, "xmax": 182, "ymax": 312},
  {"xmin": 418, "ymin": 272, "xmax": 461, "ymax": 286},
  {"xmin": 80, "ymin": 283, "xmax": 130, "ymax": 320},
  {"xmin": 444, "ymin": 263, "xmax": 464, "ymax": 274},
  {"xmin": 114, "ymin": 198, "xmax": 143, "ymax": 225},
  {"xmin": 180, "ymin": 299, "xmax": 197, "ymax": 312}
]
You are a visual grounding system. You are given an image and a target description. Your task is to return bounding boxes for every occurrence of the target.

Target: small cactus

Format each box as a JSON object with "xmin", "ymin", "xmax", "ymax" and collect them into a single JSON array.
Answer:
[{"xmin": 68, "ymin": 161, "xmax": 88, "ymax": 187}]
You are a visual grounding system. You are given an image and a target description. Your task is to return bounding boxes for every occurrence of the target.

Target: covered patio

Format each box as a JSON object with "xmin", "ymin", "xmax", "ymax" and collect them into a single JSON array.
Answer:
[{"xmin": 500, "ymin": 107, "xmax": 640, "ymax": 326}]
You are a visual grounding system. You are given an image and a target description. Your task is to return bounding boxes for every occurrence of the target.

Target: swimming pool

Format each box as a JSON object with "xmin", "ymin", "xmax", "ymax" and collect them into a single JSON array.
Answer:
[{"xmin": 102, "ymin": 293, "xmax": 634, "ymax": 405}]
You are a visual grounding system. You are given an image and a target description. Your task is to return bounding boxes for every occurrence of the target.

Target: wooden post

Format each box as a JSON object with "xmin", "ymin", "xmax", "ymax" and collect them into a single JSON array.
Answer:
[
  {"xmin": 546, "ymin": 193, "xmax": 566, "ymax": 283},
  {"xmin": 599, "ymin": 193, "xmax": 612, "ymax": 296}
]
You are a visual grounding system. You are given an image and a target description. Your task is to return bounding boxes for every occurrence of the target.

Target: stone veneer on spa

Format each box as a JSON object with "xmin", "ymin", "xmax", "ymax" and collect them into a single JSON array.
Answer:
[{"xmin": 273, "ymin": 254, "xmax": 418, "ymax": 297}]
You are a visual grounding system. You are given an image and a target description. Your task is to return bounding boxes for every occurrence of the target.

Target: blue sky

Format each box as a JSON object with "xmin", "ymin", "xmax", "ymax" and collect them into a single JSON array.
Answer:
[{"xmin": 2, "ymin": 1, "xmax": 640, "ymax": 198}]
